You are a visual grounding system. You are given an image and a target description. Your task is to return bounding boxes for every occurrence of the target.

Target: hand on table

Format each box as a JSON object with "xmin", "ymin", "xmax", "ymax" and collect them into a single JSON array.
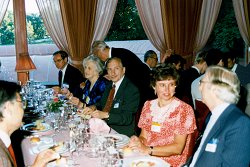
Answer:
[
  {"xmin": 129, "ymin": 136, "xmax": 149, "ymax": 155},
  {"xmin": 32, "ymin": 149, "xmax": 60, "ymax": 167},
  {"xmin": 90, "ymin": 110, "xmax": 109, "ymax": 119},
  {"xmin": 69, "ymin": 96, "xmax": 80, "ymax": 106}
]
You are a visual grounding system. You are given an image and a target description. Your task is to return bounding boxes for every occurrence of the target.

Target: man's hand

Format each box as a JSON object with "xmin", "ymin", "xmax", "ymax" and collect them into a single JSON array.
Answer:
[{"xmin": 32, "ymin": 149, "xmax": 60, "ymax": 167}]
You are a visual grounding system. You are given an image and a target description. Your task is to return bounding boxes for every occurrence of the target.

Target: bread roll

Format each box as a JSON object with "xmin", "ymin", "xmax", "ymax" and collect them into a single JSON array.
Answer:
[{"xmin": 30, "ymin": 137, "xmax": 40, "ymax": 143}]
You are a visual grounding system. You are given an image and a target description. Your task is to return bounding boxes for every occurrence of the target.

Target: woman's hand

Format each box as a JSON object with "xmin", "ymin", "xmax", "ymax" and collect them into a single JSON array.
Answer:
[
  {"xmin": 69, "ymin": 96, "xmax": 80, "ymax": 106},
  {"xmin": 82, "ymin": 107, "xmax": 94, "ymax": 115},
  {"xmin": 129, "ymin": 136, "xmax": 149, "ymax": 155}
]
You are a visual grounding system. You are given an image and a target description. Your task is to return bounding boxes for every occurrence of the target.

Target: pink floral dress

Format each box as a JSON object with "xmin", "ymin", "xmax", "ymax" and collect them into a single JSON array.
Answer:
[{"xmin": 138, "ymin": 97, "xmax": 197, "ymax": 167}]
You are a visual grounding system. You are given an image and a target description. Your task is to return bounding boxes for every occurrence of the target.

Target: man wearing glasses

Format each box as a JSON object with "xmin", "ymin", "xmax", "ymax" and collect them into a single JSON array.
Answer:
[
  {"xmin": 53, "ymin": 50, "xmax": 85, "ymax": 97},
  {"xmin": 186, "ymin": 66, "xmax": 250, "ymax": 167},
  {"xmin": 0, "ymin": 80, "xmax": 59, "ymax": 166}
]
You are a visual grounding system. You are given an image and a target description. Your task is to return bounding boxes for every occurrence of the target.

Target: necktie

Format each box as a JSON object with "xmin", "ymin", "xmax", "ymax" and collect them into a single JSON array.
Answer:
[
  {"xmin": 58, "ymin": 70, "xmax": 63, "ymax": 88},
  {"xmin": 8, "ymin": 144, "xmax": 17, "ymax": 167},
  {"xmin": 103, "ymin": 84, "xmax": 116, "ymax": 112}
]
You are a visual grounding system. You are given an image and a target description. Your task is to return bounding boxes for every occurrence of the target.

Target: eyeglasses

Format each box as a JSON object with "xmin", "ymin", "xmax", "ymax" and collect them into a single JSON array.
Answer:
[
  {"xmin": 150, "ymin": 57, "xmax": 158, "ymax": 61},
  {"xmin": 53, "ymin": 58, "xmax": 63, "ymax": 64}
]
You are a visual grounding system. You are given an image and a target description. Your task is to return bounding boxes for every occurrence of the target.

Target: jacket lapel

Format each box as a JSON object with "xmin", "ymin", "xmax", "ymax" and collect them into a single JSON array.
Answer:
[
  {"xmin": 196, "ymin": 105, "xmax": 234, "ymax": 160},
  {"xmin": 0, "ymin": 139, "xmax": 15, "ymax": 166}
]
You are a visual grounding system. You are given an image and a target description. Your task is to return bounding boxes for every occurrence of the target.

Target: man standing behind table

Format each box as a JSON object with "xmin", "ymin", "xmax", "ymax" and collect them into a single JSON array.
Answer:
[
  {"xmin": 83, "ymin": 57, "xmax": 140, "ymax": 137},
  {"xmin": 0, "ymin": 80, "xmax": 59, "ymax": 167},
  {"xmin": 53, "ymin": 50, "xmax": 85, "ymax": 97},
  {"xmin": 187, "ymin": 66, "xmax": 250, "ymax": 167},
  {"xmin": 91, "ymin": 41, "xmax": 152, "ymax": 104},
  {"xmin": 144, "ymin": 50, "xmax": 158, "ymax": 69}
]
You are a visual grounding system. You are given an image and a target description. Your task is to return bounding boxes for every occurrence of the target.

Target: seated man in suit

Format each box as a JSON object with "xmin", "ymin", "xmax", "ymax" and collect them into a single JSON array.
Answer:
[
  {"xmin": 53, "ymin": 50, "xmax": 85, "ymax": 97},
  {"xmin": 0, "ymin": 80, "xmax": 59, "ymax": 167},
  {"xmin": 83, "ymin": 57, "xmax": 140, "ymax": 137},
  {"xmin": 187, "ymin": 66, "xmax": 250, "ymax": 167}
]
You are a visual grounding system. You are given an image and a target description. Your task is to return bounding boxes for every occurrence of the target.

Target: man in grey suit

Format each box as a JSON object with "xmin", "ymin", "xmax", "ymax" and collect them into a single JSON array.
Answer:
[
  {"xmin": 83, "ymin": 57, "xmax": 140, "ymax": 137},
  {"xmin": 187, "ymin": 66, "xmax": 250, "ymax": 167},
  {"xmin": 0, "ymin": 80, "xmax": 59, "ymax": 166}
]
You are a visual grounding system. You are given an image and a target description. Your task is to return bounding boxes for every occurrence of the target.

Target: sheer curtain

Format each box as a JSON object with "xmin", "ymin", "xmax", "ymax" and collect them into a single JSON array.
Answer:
[
  {"xmin": 0, "ymin": 0, "xmax": 10, "ymax": 25},
  {"xmin": 194, "ymin": 0, "xmax": 222, "ymax": 52},
  {"xmin": 135, "ymin": 0, "xmax": 167, "ymax": 56},
  {"xmin": 136, "ymin": 0, "xmax": 203, "ymax": 66},
  {"xmin": 92, "ymin": 0, "xmax": 118, "ymax": 42},
  {"xmin": 233, "ymin": 0, "xmax": 250, "ymax": 63},
  {"xmin": 36, "ymin": 0, "xmax": 69, "ymax": 53},
  {"xmin": 37, "ymin": 0, "xmax": 117, "ymax": 71}
]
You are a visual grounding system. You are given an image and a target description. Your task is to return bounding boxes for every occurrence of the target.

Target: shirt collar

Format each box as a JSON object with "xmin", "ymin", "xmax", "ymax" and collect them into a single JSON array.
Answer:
[
  {"xmin": 191, "ymin": 65, "xmax": 200, "ymax": 74},
  {"xmin": 231, "ymin": 63, "xmax": 237, "ymax": 72},
  {"xmin": 0, "ymin": 130, "xmax": 11, "ymax": 147},
  {"xmin": 210, "ymin": 103, "xmax": 230, "ymax": 121},
  {"xmin": 61, "ymin": 63, "xmax": 68, "ymax": 74},
  {"xmin": 108, "ymin": 47, "xmax": 112, "ymax": 58}
]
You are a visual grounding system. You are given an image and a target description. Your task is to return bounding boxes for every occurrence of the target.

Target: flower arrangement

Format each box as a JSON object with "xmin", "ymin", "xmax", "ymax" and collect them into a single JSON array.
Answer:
[{"xmin": 47, "ymin": 97, "xmax": 63, "ymax": 112}]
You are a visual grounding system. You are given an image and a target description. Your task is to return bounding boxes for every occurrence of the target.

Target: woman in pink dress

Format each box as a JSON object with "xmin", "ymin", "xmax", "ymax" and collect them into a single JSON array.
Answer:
[{"xmin": 129, "ymin": 64, "xmax": 197, "ymax": 167}]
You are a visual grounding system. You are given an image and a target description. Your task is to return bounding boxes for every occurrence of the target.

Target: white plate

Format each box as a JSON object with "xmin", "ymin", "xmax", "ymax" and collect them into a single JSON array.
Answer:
[
  {"xmin": 104, "ymin": 134, "xmax": 130, "ymax": 148},
  {"xmin": 21, "ymin": 123, "xmax": 51, "ymax": 133},
  {"xmin": 37, "ymin": 143, "xmax": 67, "ymax": 154},
  {"xmin": 124, "ymin": 156, "xmax": 170, "ymax": 167}
]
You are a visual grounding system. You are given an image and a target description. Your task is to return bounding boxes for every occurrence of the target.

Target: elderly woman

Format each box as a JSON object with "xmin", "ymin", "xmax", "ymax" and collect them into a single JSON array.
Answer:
[
  {"xmin": 65, "ymin": 55, "xmax": 108, "ymax": 107},
  {"xmin": 129, "ymin": 64, "xmax": 196, "ymax": 167}
]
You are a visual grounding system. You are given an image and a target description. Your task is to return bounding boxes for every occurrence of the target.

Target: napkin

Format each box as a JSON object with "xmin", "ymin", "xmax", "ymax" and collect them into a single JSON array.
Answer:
[{"xmin": 89, "ymin": 118, "xmax": 110, "ymax": 134}]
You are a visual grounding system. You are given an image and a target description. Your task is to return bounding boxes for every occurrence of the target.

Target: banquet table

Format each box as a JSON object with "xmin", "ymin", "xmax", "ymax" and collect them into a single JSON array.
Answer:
[{"xmin": 21, "ymin": 124, "xmax": 121, "ymax": 167}]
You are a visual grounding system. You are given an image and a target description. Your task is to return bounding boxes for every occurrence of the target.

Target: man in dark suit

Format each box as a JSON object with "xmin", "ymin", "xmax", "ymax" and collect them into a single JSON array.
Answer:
[
  {"xmin": 83, "ymin": 57, "xmax": 140, "ymax": 137},
  {"xmin": 91, "ymin": 41, "xmax": 153, "ymax": 104},
  {"xmin": 53, "ymin": 50, "xmax": 85, "ymax": 97},
  {"xmin": 0, "ymin": 80, "xmax": 59, "ymax": 167},
  {"xmin": 187, "ymin": 66, "xmax": 250, "ymax": 167},
  {"xmin": 176, "ymin": 51, "xmax": 208, "ymax": 107}
]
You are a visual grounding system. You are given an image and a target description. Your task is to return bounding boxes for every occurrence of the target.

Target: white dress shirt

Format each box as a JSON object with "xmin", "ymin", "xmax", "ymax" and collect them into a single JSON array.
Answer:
[
  {"xmin": 190, "ymin": 103, "xmax": 229, "ymax": 167},
  {"xmin": 0, "ymin": 130, "xmax": 11, "ymax": 147}
]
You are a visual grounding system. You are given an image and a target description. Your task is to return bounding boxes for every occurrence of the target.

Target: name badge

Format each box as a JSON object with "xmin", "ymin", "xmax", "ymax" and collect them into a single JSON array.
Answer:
[
  {"xmin": 114, "ymin": 103, "xmax": 119, "ymax": 108},
  {"xmin": 151, "ymin": 122, "xmax": 161, "ymax": 132},
  {"xmin": 205, "ymin": 138, "xmax": 218, "ymax": 153},
  {"xmin": 86, "ymin": 96, "xmax": 90, "ymax": 104}
]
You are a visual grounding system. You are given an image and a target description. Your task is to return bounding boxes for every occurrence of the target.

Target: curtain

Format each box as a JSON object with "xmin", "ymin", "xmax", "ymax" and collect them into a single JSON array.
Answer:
[
  {"xmin": 60, "ymin": 0, "xmax": 97, "ymax": 71},
  {"xmin": 135, "ymin": 0, "xmax": 167, "ymax": 55},
  {"xmin": 160, "ymin": 0, "xmax": 203, "ymax": 65},
  {"xmin": 233, "ymin": 0, "xmax": 250, "ymax": 47},
  {"xmin": 36, "ymin": 0, "xmax": 69, "ymax": 53},
  {"xmin": 136, "ymin": 0, "xmax": 203, "ymax": 66},
  {"xmin": 194, "ymin": 0, "xmax": 222, "ymax": 52},
  {"xmin": 92, "ymin": 0, "xmax": 118, "ymax": 42},
  {"xmin": 0, "ymin": 0, "xmax": 10, "ymax": 25},
  {"xmin": 233, "ymin": 0, "xmax": 250, "ymax": 64}
]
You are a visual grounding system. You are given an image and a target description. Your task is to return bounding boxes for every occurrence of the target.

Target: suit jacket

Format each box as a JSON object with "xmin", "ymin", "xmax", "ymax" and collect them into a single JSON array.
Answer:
[
  {"xmin": 111, "ymin": 48, "xmax": 152, "ymax": 104},
  {"xmin": 235, "ymin": 64, "xmax": 250, "ymax": 86},
  {"xmin": 192, "ymin": 104, "xmax": 250, "ymax": 167},
  {"xmin": 62, "ymin": 64, "xmax": 85, "ymax": 97},
  {"xmin": 96, "ymin": 77, "xmax": 140, "ymax": 137},
  {"xmin": 0, "ymin": 139, "xmax": 15, "ymax": 167}
]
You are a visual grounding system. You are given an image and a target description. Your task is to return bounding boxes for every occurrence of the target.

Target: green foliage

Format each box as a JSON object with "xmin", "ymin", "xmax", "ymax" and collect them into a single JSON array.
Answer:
[
  {"xmin": 105, "ymin": 0, "xmax": 147, "ymax": 41},
  {"xmin": 47, "ymin": 99, "xmax": 63, "ymax": 113},
  {"xmin": 207, "ymin": 0, "xmax": 243, "ymax": 52},
  {"xmin": 0, "ymin": 11, "xmax": 15, "ymax": 45},
  {"xmin": 0, "ymin": 11, "xmax": 49, "ymax": 45},
  {"xmin": 26, "ymin": 14, "xmax": 48, "ymax": 41}
]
